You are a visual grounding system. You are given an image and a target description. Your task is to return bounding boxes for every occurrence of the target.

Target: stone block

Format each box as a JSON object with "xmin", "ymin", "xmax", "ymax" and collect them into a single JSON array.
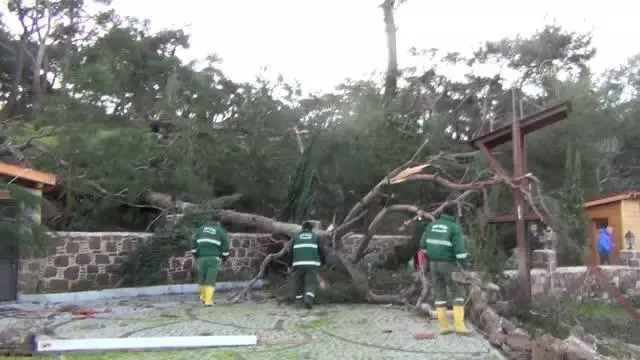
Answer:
[
  {"xmin": 105, "ymin": 242, "xmax": 117, "ymax": 253},
  {"xmin": 122, "ymin": 238, "xmax": 134, "ymax": 253},
  {"xmin": 65, "ymin": 241, "xmax": 79, "ymax": 254},
  {"xmin": 89, "ymin": 238, "xmax": 102, "ymax": 250},
  {"xmin": 506, "ymin": 334, "xmax": 532, "ymax": 352},
  {"xmin": 95, "ymin": 254, "xmax": 110, "ymax": 264},
  {"xmin": 629, "ymin": 259, "xmax": 640, "ymax": 268},
  {"xmin": 47, "ymin": 279, "xmax": 69, "ymax": 292},
  {"xmin": 87, "ymin": 265, "xmax": 99, "ymax": 274},
  {"xmin": 560, "ymin": 336, "xmax": 599, "ymax": 360},
  {"xmin": 171, "ymin": 270, "xmax": 187, "ymax": 283},
  {"xmin": 620, "ymin": 250, "xmax": 640, "ymax": 261},
  {"xmin": 532, "ymin": 334, "xmax": 563, "ymax": 360},
  {"xmin": 70, "ymin": 279, "xmax": 92, "ymax": 292},
  {"xmin": 532, "ymin": 249, "xmax": 556, "ymax": 270},
  {"xmin": 42, "ymin": 266, "xmax": 57, "ymax": 278},
  {"xmin": 105, "ymin": 264, "xmax": 119, "ymax": 274},
  {"xmin": 27, "ymin": 262, "xmax": 40, "ymax": 272},
  {"xmin": 75, "ymin": 253, "xmax": 92, "ymax": 265},
  {"xmin": 63, "ymin": 266, "xmax": 79, "ymax": 280},
  {"xmin": 96, "ymin": 273, "xmax": 110, "ymax": 287},
  {"xmin": 53, "ymin": 255, "xmax": 69, "ymax": 267},
  {"xmin": 110, "ymin": 275, "xmax": 121, "ymax": 287},
  {"xmin": 54, "ymin": 236, "xmax": 66, "ymax": 248}
]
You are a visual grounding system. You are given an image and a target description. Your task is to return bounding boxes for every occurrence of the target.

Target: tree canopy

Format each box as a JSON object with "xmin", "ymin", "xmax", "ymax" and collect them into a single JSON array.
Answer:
[{"xmin": 0, "ymin": 0, "xmax": 638, "ymax": 268}]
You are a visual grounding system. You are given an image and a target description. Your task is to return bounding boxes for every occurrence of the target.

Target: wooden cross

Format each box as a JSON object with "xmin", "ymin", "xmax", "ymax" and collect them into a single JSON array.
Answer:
[{"xmin": 469, "ymin": 97, "xmax": 572, "ymax": 308}]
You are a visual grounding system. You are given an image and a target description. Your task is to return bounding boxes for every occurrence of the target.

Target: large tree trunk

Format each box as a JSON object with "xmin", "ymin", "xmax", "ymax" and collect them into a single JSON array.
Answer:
[{"xmin": 381, "ymin": 0, "xmax": 399, "ymax": 114}]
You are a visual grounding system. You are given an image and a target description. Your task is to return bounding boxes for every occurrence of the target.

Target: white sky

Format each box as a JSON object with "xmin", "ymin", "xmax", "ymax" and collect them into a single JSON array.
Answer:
[{"xmin": 4, "ymin": 0, "xmax": 640, "ymax": 94}]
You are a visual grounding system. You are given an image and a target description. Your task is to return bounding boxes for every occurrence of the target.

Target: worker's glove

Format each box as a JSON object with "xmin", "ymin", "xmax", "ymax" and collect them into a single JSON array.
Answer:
[
  {"xmin": 221, "ymin": 255, "xmax": 229, "ymax": 264},
  {"xmin": 417, "ymin": 251, "xmax": 427, "ymax": 270}
]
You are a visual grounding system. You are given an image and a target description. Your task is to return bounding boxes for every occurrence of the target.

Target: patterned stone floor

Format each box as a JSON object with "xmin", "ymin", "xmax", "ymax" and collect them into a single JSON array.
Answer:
[{"xmin": 1, "ymin": 294, "xmax": 504, "ymax": 360}]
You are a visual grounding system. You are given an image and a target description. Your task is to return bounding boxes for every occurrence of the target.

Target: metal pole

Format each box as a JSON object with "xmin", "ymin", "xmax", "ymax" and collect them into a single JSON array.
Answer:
[{"xmin": 511, "ymin": 88, "xmax": 532, "ymax": 309}]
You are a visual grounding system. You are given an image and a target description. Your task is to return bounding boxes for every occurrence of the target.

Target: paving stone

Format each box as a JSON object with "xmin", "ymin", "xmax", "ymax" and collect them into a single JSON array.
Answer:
[{"xmin": 3, "ymin": 294, "xmax": 504, "ymax": 359}]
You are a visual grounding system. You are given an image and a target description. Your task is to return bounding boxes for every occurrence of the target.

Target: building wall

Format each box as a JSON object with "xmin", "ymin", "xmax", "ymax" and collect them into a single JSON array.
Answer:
[
  {"xmin": 620, "ymin": 199, "xmax": 640, "ymax": 250},
  {"xmin": 584, "ymin": 201, "xmax": 622, "ymax": 264},
  {"xmin": 18, "ymin": 232, "xmax": 411, "ymax": 294}
]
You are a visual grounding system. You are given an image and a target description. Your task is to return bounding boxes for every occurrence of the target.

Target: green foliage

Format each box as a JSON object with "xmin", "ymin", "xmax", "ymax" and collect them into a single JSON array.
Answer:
[
  {"xmin": 0, "ymin": 182, "xmax": 51, "ymax": 255},
  {"xmin": 1, "ymin": 1, "xmax": 640, "ymax": 275},
  {"xmin": 556, "ymin": 143, "xmax": 590, "ymax": 265},
  {"xmin": 281, "ymin": 134, "xmax": 319, "ymax": 223},
  {"xmin": 531, "ymin": 298, "xmax": 640, "ymax": 353}
]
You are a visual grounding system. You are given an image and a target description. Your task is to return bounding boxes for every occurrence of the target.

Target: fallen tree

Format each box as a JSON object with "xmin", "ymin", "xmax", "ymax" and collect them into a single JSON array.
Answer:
[{"xmin": 189, "ymin": 138, "xmax": 551, "ymax": 306}]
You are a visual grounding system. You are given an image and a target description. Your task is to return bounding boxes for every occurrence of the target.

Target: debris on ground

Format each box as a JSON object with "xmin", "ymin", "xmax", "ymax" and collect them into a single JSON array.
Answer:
[{"xmin": 413, "ymin": 332, "xmax": 436, "ymax": 340}]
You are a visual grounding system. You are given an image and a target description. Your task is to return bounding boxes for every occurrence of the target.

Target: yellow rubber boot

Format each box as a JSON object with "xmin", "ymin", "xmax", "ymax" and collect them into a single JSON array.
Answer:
[
  {"xmin": 199, "ymin": 286, "xmax": 205, "ymax": 303},
  {"xmin": 436, "ymin": 307, "xmax": 453, "ymax": 335},
  {"xmin": 453, "ymin": 305, "xmax": 471, "ymax": 334},
  {"xmin": 203, "ymin": 286, "xmax": 215, "ymax": 307}
]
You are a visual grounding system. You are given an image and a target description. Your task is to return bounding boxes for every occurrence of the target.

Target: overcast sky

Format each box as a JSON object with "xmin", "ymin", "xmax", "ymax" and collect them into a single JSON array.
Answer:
[
  {"xmin": 5, "ymin": 0, "xmax": 640, "ymax": 94},
  {"xmin": 111, "ymin": 0, "xmax": 639, "ymax": 94}
]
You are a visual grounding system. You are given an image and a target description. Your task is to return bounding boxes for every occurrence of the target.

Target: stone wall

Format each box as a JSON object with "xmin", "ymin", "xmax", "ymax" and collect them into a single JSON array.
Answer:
[
  {"xmin": 502, "ymin": 266, "xmax": 640, "ymax": 299},
  {"xmin": 502, "ymin": 249, "xmax": 640, "ymax": 299},
  {"xmin": 18, "ymin": 232, "xmax": 411, "ymax": 294},
  {"xmin": 620, "ymin": 249, "xmax": 640, "ymax": 268}
]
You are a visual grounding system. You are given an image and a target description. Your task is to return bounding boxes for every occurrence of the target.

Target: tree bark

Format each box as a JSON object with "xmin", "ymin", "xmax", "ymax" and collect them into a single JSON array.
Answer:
[
  {"xmin": 30, "ymin": 0, "xmax": 54, "ymax": 121},
  {"xmin": 381, "ymin": 0, "xmax": 399, "ymax": 112},
  {"xmin": 1, "ymin": 32, "xmax": 28, "ymax": 121}
]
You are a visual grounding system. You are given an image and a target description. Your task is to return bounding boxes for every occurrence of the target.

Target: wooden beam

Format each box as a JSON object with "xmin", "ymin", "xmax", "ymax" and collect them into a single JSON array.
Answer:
[
  {"xmin": 584, "ymin": 192, "xmax": 640, "ymax": 208},
  {"xmin": 0, "ymin": 162, "xmax": 56, "ymax": 187},
  {"xmin": 469, "ymin": 101, "xmax": 572, "ymax": 149},
  {"xmin": 476, "ymin": 143, "xmax": 510, "ymax": 178},
  {"xmin": 36, "ymin": 335, "xmax": 258, "ymax": 353},
  {"xmin": 511, "ymin": 90, "xmax": 532, "ymax": 309}
]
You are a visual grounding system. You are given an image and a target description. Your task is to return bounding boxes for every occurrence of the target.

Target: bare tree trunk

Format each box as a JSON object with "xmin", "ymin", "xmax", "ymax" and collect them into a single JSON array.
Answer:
[
  {"xmin": 31, "ymin": 0, "xmax": 54, "ymax": 121},
  {"xmin": 1, "ymin": 32, "xmax": 28, "ymax": 121},
  {"xmin": 381, "ymin": 0, "xmax": 398, "ymax": 116}
]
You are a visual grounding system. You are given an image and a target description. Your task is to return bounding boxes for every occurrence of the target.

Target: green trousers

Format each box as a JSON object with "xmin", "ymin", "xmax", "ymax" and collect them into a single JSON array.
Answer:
[
  {"xmin": 292, "ymin": 265, "xmax": 318, "ymax": 300},
  {"xmin": 197, "ymin": 256, "xmax": 220, "ymax": 286},
  {"xmin": 429, "ymin": 260, "xmax": 465, "ymax": 307}
]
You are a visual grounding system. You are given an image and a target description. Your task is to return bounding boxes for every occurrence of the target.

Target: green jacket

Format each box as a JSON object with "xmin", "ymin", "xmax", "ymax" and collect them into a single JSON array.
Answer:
[
  {"xmin": 191, "ymin": 222, "xmax": 230, "ymax": 258},
  {"xmin": 292, "ymin": 229, "xmax": 323, "ymax": 267},
  {"xmin": 419, "ymin": 214, "xmax": 470, "ymax": 268}
]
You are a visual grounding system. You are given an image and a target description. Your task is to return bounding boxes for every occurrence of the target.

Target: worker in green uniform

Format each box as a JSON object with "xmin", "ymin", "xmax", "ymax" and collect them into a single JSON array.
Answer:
[
  {"xmin": 291, "ymin": 221, "xmax": 325, "ymax": 309},
  {"xmin": 190, "ymin": 221, "xmax": 230, "ymax": 307},
  {"xmin": 419, "ymin": 203, "xmax": 471, "ymax": 335}
]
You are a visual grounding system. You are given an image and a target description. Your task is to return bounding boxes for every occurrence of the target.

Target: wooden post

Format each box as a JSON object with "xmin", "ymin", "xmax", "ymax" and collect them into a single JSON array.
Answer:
[
  {"xmin": 511, "ymin": 89, "xmax": 532, "ymax": 308},
  {"xmin": 469, "ymin": 101, "xmax": 572, "ymax": 309}
]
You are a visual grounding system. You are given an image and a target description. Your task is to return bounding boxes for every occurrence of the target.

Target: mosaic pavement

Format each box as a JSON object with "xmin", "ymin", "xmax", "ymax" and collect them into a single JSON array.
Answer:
[{"xmin": 0, "ymin": 294, "xmax": 504, "ymax": 360}]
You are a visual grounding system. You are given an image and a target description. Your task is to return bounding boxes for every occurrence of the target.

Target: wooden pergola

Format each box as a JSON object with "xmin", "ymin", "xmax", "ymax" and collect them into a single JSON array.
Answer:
[
  {"xmin": 468, "ymin": 100, "xmax": 572, "ymax": 308},
  {"xmin": 0, "ymin": 161, "xmax": 57, "ymax": 223}
]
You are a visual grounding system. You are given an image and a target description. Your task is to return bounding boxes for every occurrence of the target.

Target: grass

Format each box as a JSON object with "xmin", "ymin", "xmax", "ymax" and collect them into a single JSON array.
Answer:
[
  {"xmin": 1, "ymin": 351, "xmax": 221, "ymax": 360},
  {"xmin": 1, "ymin": 349, "xmax": 304, "ymax": 360},
  {"xmin": 530, "ymin": 298, "xmax": 640, "ymax": 347},
  {"xmin": 294, "ymin": 315, "xmax": 334, "ymax": 330}
]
